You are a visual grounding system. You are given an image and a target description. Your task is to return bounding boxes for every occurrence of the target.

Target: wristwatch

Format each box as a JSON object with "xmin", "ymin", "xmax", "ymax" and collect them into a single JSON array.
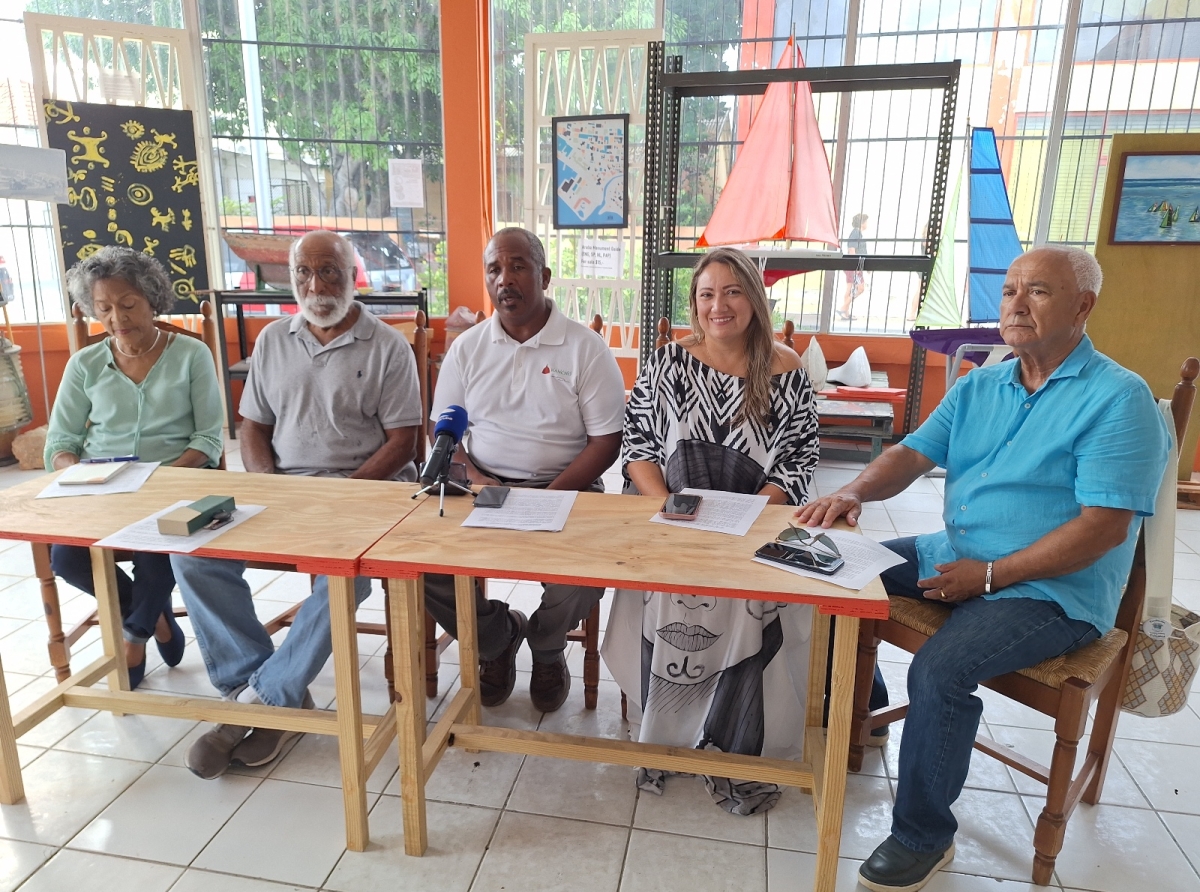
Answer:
[{"xmin": 985, "ymin": 561, "xmax": 994, "ymax": 594}]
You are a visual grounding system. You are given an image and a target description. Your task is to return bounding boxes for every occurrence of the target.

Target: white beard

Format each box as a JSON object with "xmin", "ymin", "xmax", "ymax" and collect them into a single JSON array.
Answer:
[{"xmin": 298, "ymin": 292, "xmax": 353, "ymax": 328}]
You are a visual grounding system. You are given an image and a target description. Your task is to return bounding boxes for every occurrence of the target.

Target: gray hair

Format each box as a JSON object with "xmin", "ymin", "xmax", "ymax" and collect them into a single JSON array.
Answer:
[
  {"xmin": 67, "ymin": 246, "xmax": 175, "ymax": 317},
  {"xmin": 1030, "ymin": 244, "xmax": 1103, "ymax": 296},
  {"xmin": 488, "ymin": 227, "xmax": 546, "ymax": 271}
]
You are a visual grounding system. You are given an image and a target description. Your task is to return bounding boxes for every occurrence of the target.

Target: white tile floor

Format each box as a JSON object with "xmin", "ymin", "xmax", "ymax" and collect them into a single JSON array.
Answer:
[{"xmin": 1, "ymin": 450, "xmax": 1199, "ymax": 892}]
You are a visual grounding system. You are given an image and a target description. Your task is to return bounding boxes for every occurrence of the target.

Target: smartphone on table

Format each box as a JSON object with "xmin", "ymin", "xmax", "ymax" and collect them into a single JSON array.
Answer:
[
  {"xmin": 660, "ymin": 493, "xmax": 702, "ymax": 521},
  {"xmin": 755, "ymin": 541, "xmax": 845, "ymax": 575}
]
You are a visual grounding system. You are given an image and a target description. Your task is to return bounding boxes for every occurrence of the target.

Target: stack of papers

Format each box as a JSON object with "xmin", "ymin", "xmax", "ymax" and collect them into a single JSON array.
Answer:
[
  {"xmin": 461, "ymin": 489, "xmax": 577, "ymax": 532},
  {"xmin": 753, "ymin": 527, "xmax": 907, "ymax": 591},
  {"xmin": 94, "ymin": 500, "xmax": 267, "ymax": 553},
  {"xmin": 37, "ymin": 462, "xmax": 161, "ymax": 499},
  {"xmin": 648, "ymin": 488, "xmax": 768, "ymax": 537}
]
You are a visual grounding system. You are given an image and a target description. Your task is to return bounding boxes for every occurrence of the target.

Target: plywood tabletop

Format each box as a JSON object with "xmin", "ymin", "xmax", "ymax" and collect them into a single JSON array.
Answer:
[
  {"xmin": 362, "ymin": 491, "xmax": 889, "ymax": 618},
  {"xmin": 0, "ymin": 467, "xmax": 424, "ymax": 576}
]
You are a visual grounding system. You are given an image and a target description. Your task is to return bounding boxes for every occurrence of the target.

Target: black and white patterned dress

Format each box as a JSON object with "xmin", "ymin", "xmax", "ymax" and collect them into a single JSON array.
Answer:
[{"xmin": 602, "ymin": 342, "xmax": 820, "ymax": 815}]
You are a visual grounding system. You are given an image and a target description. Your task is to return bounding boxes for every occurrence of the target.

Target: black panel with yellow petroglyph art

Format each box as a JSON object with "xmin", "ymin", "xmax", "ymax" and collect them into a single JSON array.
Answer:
[{"xmin": 44, "ymin": 100, "xmax": 209, "ymax": 314}]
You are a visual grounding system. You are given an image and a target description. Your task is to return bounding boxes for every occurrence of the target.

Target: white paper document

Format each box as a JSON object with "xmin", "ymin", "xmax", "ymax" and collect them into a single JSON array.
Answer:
[
  {"xmin": 461, "ymin": 489, "xmax": 577, "ymax": 532},
  {"xmin": 36, "ymin": 461, "xmax": 162, "ymax": 499},
  {"xmin": 93, "ymin": 500, "xmax": 267, "ymax": 554},
  {"xmin": 648, "ymin": 488, "xmax": 769, "ymax": 537},
  {"xmin": 752, "ymin": 527, "xmax": 907, "ymax": 591}
]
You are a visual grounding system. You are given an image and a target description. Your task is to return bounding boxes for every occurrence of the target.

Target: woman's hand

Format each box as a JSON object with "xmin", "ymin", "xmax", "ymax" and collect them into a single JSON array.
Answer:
[
  {"xmin": 51, "ymin": 452, "xmax": 80, "ymax": 471},
  {"xmin": 794, "ymin": 491, "xmax": 862, "ymax": 528},
  {"xmin": 171, "ymin": 448, "xmax": 212, "ymax": 469},
  {"xmin": 626, "ymin": 460, "xmax": 670, "ymax": 498}
]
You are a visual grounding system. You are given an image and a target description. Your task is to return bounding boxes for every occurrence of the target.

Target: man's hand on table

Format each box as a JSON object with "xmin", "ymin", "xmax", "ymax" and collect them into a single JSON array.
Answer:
[
  {"xmin": 794, "ymin": 491, "xmax": 863, "ymax": 528},
  {"xmin": 919, "ymin": 558, "xmax": 989, "ymax": 603}
]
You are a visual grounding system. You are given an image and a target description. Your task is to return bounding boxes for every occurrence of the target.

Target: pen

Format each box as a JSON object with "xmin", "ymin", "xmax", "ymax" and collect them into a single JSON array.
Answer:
[{"xmin": 81, "ymin": 455, "xmax": 139, "ymax": 464}]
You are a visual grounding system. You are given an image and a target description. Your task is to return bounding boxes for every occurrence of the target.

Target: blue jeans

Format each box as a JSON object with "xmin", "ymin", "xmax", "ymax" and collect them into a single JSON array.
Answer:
[
  {"xmin": 169, "ymin": 555, "xmax": 370, "ymax": 708},
  {"xmin": 878, "ymin": 537, "xmax": 1099, "ymax": 853},
  {"xmin": 51, "ymin": 545, "xmax": 175, "ymax": 644}
]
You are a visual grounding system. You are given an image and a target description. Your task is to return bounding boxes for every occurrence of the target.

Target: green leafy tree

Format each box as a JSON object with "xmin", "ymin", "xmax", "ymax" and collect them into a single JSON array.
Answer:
[{"xmin": 200, "ymin": 0, "xmax": 444, "ymax": 218}]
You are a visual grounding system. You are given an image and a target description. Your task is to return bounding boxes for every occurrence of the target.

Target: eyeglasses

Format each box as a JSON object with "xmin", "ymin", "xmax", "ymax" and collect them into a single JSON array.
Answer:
[
  {"xmin": 776, "ymin": 523, "xmax": 842, "ymax": 565},
  {"xmin": 203, "ymin": 510, "xmax": 235, "ymax": 531},
  {"xmin": 291, "ymin": 265, "xmax": 351, "ymax": 285}
]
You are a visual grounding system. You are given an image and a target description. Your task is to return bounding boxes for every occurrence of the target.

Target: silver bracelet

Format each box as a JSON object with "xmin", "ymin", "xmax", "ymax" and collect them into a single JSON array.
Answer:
[{"xmin": 985, "ymin": 561, "xmax": 994, "ymax": 595}]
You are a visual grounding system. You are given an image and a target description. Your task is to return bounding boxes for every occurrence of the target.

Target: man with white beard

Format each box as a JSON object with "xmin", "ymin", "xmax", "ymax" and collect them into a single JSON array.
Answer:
[{"xmin": 171, "ymin": 229, "xmax": 423, "ymax": 780}]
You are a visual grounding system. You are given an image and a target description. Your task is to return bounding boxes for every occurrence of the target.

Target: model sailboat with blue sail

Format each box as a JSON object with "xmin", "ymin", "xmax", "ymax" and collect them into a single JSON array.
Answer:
[{"xmin": 910, "ymin": 127, "xmax": 1023, "ymax": 387}]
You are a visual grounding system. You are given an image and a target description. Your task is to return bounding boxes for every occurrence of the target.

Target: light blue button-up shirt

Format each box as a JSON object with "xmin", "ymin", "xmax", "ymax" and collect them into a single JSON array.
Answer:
[{"xmin": 901, "ymin": 335, "xmax": 1169, "ymax": 633}]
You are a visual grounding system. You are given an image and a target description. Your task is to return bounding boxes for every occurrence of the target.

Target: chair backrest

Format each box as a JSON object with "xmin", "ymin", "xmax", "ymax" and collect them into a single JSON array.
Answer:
[
  {"xmin": 654, "ymin": 315, "xmax": 796, "ymax": 350},
  {"xmin": 589, "ymin": 314, "xmax": 603, "ymax": 337},
  {"xmin": 655, "ymin": 316, "xmax": 672, "ymax": 349},
  {"xmin": 1111, "ymin": 356, "xmax": 1198, "ymax": 638},
  {"xmin": 71, "ymin": 300, "xmax": 220, "ymax": 364},
  {"xmin": 391, "ymin": 310, "xmax": 431, "ymax": 463}
]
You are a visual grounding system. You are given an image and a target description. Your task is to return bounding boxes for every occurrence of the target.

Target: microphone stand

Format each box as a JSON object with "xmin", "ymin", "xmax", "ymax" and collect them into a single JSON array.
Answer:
[{"xmin": 412, "ymin": 470, "xmax": 475, "ymax": 516}]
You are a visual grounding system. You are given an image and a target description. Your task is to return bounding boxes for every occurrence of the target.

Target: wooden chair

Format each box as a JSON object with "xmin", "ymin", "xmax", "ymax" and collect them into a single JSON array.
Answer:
[
  {"xmin": 848, "ymin": 356, "xmax": 1199, "ymax": 886},
  {"xmin": 420, "ymin": 311, "xmax": 605, "ymax": 709},
  {"xmin": 36, "ymin": 301, "xmax": 225, "ymax": 681}
]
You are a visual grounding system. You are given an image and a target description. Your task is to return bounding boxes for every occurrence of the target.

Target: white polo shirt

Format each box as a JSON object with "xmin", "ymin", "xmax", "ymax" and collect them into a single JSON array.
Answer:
[{"xmin": 432, "ymin": 302, "xmax": 625, "ymax": 481}]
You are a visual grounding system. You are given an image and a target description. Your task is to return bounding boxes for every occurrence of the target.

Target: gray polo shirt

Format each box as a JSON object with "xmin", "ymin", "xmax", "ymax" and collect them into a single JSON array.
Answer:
[{"xmin": 239, "ymin": 302, "xmax": 422, "ymax": 479}]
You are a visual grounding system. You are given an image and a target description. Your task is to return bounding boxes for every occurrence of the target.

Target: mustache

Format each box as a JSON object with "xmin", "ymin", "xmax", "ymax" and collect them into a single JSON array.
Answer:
[{"xmin": 497, "ymin": 288, "xmax": 522, "ymax": 301}]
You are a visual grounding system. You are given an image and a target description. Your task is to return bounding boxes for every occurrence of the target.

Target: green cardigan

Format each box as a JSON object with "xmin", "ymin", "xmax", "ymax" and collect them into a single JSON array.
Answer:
[{"xmin": 44, "ymin": 334, "xmax": 224, "ymax": 468}]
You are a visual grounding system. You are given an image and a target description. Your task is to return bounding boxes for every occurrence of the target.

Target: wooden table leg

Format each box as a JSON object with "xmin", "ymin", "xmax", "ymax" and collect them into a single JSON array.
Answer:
[
  {"xmin": 89, "ymin": 548, "xmax": 129, "ymax": 694},
  {"xmin": 390, "ymin": 574, "xmax": 428, "ymax": 855},
  {"xmin": 814, "ymin": 614, "xmax": 860, "ymax": 892},
  {"xmin": 328, "ymin": 574, "xmax": 369, "ymax": 852},
  {"xmin": 0, "ymin": 649, "xmax": 24, "ymax": 804},
  {"xmin": 454, "ymin": 575, "xmax": 480, "ymax": 727}
]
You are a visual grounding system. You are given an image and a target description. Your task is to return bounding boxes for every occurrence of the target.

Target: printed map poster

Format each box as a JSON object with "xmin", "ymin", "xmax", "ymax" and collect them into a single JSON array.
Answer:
[
  {"xmin": 552, "ymin": 114, "xmax": 628, "ymax": 229},
  {"xmin": 44, "ymin": 101, "xmax": 210, "ymax": 314}
]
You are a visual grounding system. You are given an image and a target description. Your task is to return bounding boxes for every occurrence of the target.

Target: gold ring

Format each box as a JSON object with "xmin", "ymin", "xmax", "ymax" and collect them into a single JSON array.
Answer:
[{"xmin": 939, "ymin": 592, "xmax": 947, "ymax": 600}]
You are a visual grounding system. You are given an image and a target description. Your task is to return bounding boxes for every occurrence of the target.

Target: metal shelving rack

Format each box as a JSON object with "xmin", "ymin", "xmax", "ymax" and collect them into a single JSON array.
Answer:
[{"xmin": 639, "ymin": 47, "xmax": 960, "ymax": 432}]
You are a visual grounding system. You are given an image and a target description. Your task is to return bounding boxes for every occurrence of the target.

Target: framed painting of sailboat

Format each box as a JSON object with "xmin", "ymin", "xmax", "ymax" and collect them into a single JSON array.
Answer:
[
  {"xmin": 551, "ymin": 114, "xmax": 629, "ymax": 230},
  {"xmin": 1109, "ymin": 152, "xmax": 1200, "ymax": 244}
]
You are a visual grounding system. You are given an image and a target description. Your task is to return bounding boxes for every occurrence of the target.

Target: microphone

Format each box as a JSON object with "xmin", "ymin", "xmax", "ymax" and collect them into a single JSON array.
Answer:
[{"xmin": 419, "ymin": 405, "xmax": 469, "ymax": 487}]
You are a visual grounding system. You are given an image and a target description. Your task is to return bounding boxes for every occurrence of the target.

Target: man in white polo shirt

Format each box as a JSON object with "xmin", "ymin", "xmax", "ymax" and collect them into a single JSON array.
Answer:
[{"xmin": 424, "ymin": 227, "xmax": 624, "ymax": 712}]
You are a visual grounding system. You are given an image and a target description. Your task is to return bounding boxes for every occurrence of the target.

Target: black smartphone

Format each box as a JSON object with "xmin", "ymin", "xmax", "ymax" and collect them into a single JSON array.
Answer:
[
  {"xmin": 660, "ymin": 493, "xmax": 702, "ymax": 520},
  {"xmin": 755, "ymin": 541, "xmax": 845, "ymax": 575},
  {"xmin": 474, "ymin": 485, "xmax": 511, "ymax": 508}
]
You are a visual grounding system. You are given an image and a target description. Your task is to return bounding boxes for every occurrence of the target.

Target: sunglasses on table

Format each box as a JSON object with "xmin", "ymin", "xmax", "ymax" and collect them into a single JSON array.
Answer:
[{"xmin": 753, "ymin": 524, "xmax": 845, "ymax": 575}]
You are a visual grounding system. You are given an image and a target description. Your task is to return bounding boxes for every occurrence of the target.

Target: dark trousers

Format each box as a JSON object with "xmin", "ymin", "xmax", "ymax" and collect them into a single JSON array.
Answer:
[{"xmin": 50, "ymin": 544, "xmax": 176, "ymax": 644}]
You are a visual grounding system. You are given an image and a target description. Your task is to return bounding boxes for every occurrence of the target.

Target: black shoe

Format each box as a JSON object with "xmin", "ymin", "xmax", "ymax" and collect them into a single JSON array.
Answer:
[
  {"xmin": 529, "ymin": 651, "xmax": 570, "ymax": 713},
  {"xmin": 156, "ymin": 611, "xmax": 186, "ymax": 667},
  {"xmin": 858, "ymin": 835, "xmax": 955, "ymax": 892},
  {"xmin": 479, "ymin": 609, "xmax": 526, "ymax": 707}
]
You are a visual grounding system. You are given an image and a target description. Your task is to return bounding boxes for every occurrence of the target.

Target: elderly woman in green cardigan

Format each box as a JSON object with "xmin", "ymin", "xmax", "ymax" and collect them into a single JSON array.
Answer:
[{"xmin": 45, "ymin": 246, "xmax": 224, "ymax": 687}]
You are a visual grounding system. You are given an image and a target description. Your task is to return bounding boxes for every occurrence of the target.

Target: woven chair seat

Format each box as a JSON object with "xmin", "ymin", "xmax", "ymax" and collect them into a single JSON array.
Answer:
[{"xmin": 887, "ymin": 596, "xmax": 1128, "ymax": 689}]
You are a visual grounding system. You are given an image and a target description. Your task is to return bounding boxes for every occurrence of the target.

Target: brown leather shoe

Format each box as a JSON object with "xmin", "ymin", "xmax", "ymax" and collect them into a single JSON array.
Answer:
[
  {"xmin": 479, "ymin": 609, "xmax": 527, "ymax": 707},
  {"xmin": 529, "ymin": 651, "xmax": 570, "ymax": 713}
]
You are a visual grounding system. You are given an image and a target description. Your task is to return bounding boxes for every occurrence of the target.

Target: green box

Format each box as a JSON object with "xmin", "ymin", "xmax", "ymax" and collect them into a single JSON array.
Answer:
[{"xmin": 157, "ymin": 495, "xmax": 236, "ymax": 537}]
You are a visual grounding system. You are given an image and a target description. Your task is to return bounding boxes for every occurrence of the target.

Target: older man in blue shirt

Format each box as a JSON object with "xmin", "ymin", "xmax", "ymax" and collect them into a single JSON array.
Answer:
[{"xmin": 798, "ymin": 245, "xmax": 1169, "ymax": 892}]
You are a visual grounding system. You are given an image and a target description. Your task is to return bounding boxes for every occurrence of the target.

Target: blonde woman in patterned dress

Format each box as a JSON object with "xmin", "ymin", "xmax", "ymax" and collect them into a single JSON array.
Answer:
[{"xmin": 602, "ymin": 247, "xmax": 820, "ymax": 815}]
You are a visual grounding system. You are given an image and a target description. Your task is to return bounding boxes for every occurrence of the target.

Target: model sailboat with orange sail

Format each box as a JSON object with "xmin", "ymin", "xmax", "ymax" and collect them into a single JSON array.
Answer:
[{"xmin": 697, "ymin": 37, "xmax": 841, "ymax": 285}]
